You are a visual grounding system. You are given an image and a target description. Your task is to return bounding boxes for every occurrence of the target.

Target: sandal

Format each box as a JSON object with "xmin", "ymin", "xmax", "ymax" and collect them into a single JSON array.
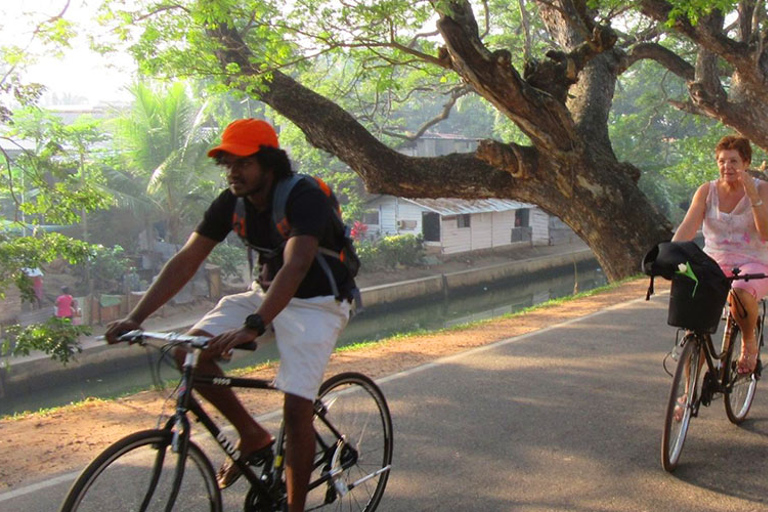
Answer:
[
  {"xmin": 737, "ymin": 351, "xmax": 758, "ymax": 375},
  {"xmin": 673, "ymin": 394, "xmax": 687, "ymax": 422},
  {"xmin": 216, "ymin": 442, "xmax": 275, "ymax": 490}
]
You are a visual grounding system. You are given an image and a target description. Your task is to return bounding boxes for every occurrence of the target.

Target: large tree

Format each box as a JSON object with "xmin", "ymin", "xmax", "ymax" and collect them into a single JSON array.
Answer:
[{"xmin": 96, "ymin": 0, "xmax": 768, "ymax": 281}]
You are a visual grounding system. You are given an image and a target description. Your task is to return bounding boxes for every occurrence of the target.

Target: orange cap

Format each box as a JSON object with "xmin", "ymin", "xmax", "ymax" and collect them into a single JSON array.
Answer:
[{"xmin": 207, "ymin": 119, "xmax": 279, "ymax": 158}]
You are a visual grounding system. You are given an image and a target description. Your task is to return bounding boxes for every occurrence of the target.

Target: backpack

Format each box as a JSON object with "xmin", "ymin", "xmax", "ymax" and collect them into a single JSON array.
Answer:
[
  {"xmin": 232, "ymin": 174, "xmax": 362, "ymax": 308},
  {"xmin": 642, "ymin": 241, "xmax": 729, "ymax": 333}
]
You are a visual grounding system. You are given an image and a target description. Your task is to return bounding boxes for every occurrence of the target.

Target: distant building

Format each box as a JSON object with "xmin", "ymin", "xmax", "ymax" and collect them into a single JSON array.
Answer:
[
  {"xmin": 360, "ymin": 133, "xmax": 579, "ymax": 255},
  {"xmin": 364, "ymin": 196, "xmax": 558, "ymax": 255}
]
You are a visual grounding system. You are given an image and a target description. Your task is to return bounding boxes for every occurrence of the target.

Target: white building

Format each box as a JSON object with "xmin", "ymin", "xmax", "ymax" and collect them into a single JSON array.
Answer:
[
  {"xmin": 360, "ymin": 133, "xmax": 578, "ymax": 255},
  {"xmin": 363, "ymin": 196, "xmax": 562, "ymax": 255}
]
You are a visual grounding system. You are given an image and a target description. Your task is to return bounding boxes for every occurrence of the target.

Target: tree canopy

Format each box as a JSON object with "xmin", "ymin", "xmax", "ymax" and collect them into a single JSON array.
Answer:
[{"xmin": 87, "ymin": 0, "xmax": 768, "ymax": 280}]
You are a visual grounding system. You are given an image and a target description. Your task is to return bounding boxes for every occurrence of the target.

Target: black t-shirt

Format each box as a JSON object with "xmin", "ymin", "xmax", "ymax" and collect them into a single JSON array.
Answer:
[{"xmin": 196, "ymin": 177, "xmax": 355, "ymax": 299}]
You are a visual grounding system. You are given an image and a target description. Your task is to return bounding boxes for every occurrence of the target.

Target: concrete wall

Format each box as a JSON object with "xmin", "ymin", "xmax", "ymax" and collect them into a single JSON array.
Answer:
[{"xmin": 361, "ymin": 248, "xmax": 595, "ymax": 308}]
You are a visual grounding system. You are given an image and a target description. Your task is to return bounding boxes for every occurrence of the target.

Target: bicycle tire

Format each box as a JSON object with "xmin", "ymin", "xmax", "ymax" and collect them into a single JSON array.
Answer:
[
  {"xmin": 59, "ymin": 429, "xmax": 221, "ymax": 512},
  {"xmin": 661, "ymin": 337, "xmax": 700, "ymax": 472},
  {"xmin": 304, "ymin": 372, "xmax": 393, "ymax": 512},
  {"xmin": 724, "ymin": 323, "xmax": 761, "ymax": 424}
]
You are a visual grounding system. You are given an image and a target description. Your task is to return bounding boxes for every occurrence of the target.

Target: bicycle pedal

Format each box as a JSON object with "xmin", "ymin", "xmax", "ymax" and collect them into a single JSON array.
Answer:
[{"xmin": 334, "ymin": 478, "xmax": 350, "ymax": 497}]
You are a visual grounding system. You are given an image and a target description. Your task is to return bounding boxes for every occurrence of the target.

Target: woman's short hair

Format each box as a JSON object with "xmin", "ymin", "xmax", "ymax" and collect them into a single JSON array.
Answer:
[{"xmin": 716, "ymin": 135, "xmax": 752, "ymax": 164}]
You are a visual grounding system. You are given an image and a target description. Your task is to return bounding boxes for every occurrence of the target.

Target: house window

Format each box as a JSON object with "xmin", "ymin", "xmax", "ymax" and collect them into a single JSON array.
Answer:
[
  {"xmin": 457, "ymin": 214, "xmax": 471, "ymax": 228},
  {"xmin": 515, "ymin": 208, "xmax": 530, "ymax": 227},
  {"xmin": 363, "ymin": 210, "xmax": 380, "ymax": 225}
]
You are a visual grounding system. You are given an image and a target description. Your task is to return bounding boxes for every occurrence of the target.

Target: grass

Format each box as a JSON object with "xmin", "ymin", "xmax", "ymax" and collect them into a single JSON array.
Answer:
[{"xmin": 1, "ymin": 276, "xmax": 637, "ymax": 421}]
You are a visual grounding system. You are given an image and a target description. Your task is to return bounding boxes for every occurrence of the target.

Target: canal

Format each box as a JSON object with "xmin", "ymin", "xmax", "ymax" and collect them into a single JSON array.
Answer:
[{"xmin": 1, "ymin": 261, "xmax": 605, "ymax": 416}]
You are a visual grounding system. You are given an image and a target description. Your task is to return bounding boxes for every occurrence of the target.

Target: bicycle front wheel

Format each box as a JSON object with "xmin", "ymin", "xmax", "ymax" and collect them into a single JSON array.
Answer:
[
  {"xmin": 724, "ymin": 324, "xmax": 761, "ymax": 424},
  {"xmin": 59, "ymin": 429, "xmax": 221, "ymax": 512},
  {"xmin": 662, "ymin": 336, "xmax": 700, "ymax": 472},
  {"xmin": 306, "ymin": 372, "xmax": 393, "ymax": 512}
]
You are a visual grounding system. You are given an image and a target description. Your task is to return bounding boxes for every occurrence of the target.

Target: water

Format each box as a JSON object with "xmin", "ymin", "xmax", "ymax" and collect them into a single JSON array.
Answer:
[{"xmin": 1, "ymin": 261, "xmax": 605, "ymax": 416}]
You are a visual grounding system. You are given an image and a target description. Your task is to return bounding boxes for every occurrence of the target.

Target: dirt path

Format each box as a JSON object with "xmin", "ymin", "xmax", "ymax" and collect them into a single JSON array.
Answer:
[{"xmin": 0, "ymin": 277, "xmax": 658, "ymax": 491}]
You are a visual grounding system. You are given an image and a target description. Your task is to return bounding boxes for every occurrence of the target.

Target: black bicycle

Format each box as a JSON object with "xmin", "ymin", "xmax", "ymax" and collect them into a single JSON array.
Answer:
[
  {"xmin": 662, "ymin": 271, "xmax": 766, "ymax": 472},
  {"xmin": 59, "ymin": 330, "xmax": 393, "ymax": 511}
]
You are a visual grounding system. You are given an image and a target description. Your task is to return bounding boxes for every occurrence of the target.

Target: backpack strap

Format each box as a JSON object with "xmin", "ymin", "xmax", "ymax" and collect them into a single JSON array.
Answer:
[
  {"xmin": 272, "ymin": 174, "xmax": 354, "ymax": 302},
  {"xmin": 233, "ymin": 197, "xmax": 255, "ymax": 278},
  {"xmin": 272, "ymin": 174, "xmax": 304, "ymax": 238}
]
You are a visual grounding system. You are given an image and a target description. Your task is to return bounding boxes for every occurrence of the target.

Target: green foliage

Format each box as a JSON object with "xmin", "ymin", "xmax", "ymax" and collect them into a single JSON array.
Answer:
[
  {"xmin": 74, "ymin": 245, "xmax": 131, "ymax": 294},
  {"xmin": 208, "ymin": 242, "xmax": 245, "ymax": 280},
  {"xmin": 608, "ymin": 59, "xmax": 739, "ymax": 224},
  {"xmin": 663, "ymin": 1, "xmax": 738, "ymax": 25},
  {"xmin": 0, "ymin": 4, "xmax": 78, "ymax": 122},
  {"xmin": 0, "ymin": 231, "xmax": 93, "ymax": 301},
  {"xmin": 357, "ymin": 234, "xmax": 425, "ymax": 270},
  {"xmin": 2, "ymin": 316, "xmax": 91, "ymax": 365},
  {"xmin": 110, "ymin": 81, "xmax": 222, "ymax": 244},
  {"xmin": 4, "ymin": 108, "xmax": 114, "ymax": 227}
]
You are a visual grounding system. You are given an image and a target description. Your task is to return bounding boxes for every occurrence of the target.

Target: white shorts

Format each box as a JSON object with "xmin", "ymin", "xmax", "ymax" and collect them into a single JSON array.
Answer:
[{"xmin": 191, "ymin": 288, "xmax": 350, "ymax": 401}]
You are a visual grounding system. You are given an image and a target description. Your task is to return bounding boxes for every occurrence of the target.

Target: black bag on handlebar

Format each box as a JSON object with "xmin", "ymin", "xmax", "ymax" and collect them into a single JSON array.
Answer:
[{"xmin": 642, "ymin": 241, "xmax": 729, "ymax": 333}]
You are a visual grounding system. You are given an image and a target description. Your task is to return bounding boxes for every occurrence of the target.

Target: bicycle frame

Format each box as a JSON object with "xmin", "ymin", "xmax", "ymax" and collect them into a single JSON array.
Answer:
[
  {"xmin": 62, "ymin": 330, "xmax": 393, "ymax": 512},
  {"xmin": 679, "ymin": 295, "xmax": 766, "ymax": 417},
  {"xmin": 164, "ymin": 345, "xmax": 362, "ymax": 510}
]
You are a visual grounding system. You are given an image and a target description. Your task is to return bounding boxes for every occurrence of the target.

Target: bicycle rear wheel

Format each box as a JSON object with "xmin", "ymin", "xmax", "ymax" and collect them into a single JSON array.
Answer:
[
  {"xmin": 59, "ymin": 429, "xmax": 221, "ymax": 512},
  {"xmin": 661, "ymin": 336, "xmax": 700, "ymax": 472},
  {"xmin": 724, "ymin": 323, "xmax": 761, "ymax": 424},
  {"xmin": 306, "ymin": 372, "xmax": 393, "ymax": 512}
]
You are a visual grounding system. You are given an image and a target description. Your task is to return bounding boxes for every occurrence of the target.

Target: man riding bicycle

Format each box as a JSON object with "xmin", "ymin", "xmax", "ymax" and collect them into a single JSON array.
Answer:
[{"xmin": 105, "ymin": 118, "xmax": 356, "ymax": 512}]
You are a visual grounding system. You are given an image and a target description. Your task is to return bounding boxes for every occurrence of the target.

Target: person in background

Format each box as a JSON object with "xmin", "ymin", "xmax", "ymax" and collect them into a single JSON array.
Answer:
[
  {"xmin": 55, "ymin": 286, "xmax": 75, "ymax": 320},
  {"xmin": 23, "ymin": 267, "xmax": 44, "ymax": 309},
  {"xmin": 673, "ymin": 135, "xmax": 768, "ymax": 375}
]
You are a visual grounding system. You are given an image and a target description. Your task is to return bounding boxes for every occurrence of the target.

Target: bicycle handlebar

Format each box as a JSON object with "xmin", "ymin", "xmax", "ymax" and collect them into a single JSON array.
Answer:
[
  {"xmin": 98, "ymin": 330, "xmax": 258, "ymax": 351},
  {"xmin": 729, "ymin": 271, "xmax": 768, "ymax": 282}
]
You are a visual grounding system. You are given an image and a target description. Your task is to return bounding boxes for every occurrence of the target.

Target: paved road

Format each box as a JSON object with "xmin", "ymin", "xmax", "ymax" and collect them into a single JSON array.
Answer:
[{"xmin": 3, "ymin": 294, "xmax": 768, "ymax": 511}]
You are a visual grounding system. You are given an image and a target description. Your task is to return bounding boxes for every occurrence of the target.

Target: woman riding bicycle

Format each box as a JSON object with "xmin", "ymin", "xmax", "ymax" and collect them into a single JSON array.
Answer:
[{"xmin": 673, "ymin": 135, "xmax": 768, "ymax": 375}]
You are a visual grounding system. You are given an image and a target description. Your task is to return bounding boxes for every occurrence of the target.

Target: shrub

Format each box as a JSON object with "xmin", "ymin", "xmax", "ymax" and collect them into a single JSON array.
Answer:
[
  {"xmin": 74, "ymin": 245, "xmax": 131, "ymax": 294},
  {"xmin": 208, "ymin": 242, "xmax": 246, "ymax": 280},
  {"xmin": 3, "ymin": 316, "xmax": 91, "ymax": 364},
  {"xmin": 357, "ymin": 234, "xmax": 424, "ymax": 270}
]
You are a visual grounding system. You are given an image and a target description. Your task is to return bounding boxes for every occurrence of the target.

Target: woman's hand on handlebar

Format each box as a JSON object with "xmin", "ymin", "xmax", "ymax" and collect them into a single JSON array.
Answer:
[
  {"xmin": 207, "ymin": 327, "xmax": 259, "ymax": 360},
  {"xmin": 104, "ymin": 318, "xmax": 142, "ymax": 344}
]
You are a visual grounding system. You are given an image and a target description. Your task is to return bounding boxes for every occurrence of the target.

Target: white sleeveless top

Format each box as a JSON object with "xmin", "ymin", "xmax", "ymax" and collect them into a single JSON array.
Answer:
[{"xmin": 702, "ymin": 178, "xmax": 768, "ymax": 267}]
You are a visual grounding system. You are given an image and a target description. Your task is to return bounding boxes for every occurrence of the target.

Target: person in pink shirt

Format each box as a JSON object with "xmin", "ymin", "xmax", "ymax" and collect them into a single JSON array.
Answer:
[{"xmin": 55, "ymin": 286, "xmax": 75, "ymax": 319}]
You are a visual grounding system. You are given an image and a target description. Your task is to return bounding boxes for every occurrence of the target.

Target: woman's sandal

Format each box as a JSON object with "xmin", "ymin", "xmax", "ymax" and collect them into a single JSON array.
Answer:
[
  {"xmin": 216, "ymin": 442, "xmax": 275, "ymax": 490},
  {"xmin": 737, "ymin": 351, "xmax": 758, "ymax": 375}
]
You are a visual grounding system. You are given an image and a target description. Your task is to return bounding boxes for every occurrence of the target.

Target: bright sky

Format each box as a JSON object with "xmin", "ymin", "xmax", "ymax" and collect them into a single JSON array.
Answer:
[{"xmin": 1, "ymin": 1, "xmax": 135, "ymax": 105}]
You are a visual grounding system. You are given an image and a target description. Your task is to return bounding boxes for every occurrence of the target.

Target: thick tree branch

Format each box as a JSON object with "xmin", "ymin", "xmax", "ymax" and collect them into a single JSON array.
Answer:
[
  {"xmin": 639, "ymin": 0, "xmax": 755, "ymax": 74},
  {"xmin": 620, "ymin": 42, "xmax": 695, "ymax": 80},
  {"xmin": 434, "ymin": 1, "xmax": 579, "ymax": 153},
  {"xmin": 206, "ymin": 21, "xmax": 518, "ymax": 198}
]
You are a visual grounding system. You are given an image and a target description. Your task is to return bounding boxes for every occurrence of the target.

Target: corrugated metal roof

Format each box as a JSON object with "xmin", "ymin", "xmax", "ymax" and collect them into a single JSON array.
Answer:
[{"xmin": 401, "ymin": 197, "xmax": 532, "ymax": 215}]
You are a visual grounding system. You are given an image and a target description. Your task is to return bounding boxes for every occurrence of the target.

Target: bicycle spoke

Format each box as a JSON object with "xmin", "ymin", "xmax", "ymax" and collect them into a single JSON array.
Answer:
[{"xmin": 305, "ymin": 373, "xmax": 393, "ymax": 512}]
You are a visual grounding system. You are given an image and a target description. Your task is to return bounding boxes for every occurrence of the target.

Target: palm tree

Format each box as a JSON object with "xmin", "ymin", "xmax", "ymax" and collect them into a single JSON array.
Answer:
[{"xmin": 112, "ymin": 82, "xmax": 221, "ymax": 244}]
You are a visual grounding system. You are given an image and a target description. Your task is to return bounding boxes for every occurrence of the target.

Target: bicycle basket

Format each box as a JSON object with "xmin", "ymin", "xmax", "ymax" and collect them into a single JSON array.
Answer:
[{"xmin": 643, "ymin": 241, "xmax": 729, "ymax": 333}]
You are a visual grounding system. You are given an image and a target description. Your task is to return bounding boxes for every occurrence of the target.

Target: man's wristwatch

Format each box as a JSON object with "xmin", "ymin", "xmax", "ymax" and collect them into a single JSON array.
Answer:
[{"xmin": 243, "ymin": 313, "xmax": 266, "ymax": 336}]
